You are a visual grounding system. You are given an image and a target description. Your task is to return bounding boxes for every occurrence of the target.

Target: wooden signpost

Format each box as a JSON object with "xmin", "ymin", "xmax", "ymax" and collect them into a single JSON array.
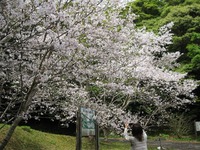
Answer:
[{"xmin": 76, "ymin": 107, "xmax": 99, "ymax": 150}]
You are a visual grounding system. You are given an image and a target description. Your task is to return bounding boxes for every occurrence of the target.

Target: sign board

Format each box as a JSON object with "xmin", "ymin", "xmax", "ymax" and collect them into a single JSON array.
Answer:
[
  {"xmin": 81, "ymin": 107, "xmax": 95, "ymax": 136},
  {"xmin": 195, "ymin": 121, "xmax": 200, "ymax": 132},
  {"xmin": 76, "ymin": 107, "xmax": 99, "ymax": 150}
]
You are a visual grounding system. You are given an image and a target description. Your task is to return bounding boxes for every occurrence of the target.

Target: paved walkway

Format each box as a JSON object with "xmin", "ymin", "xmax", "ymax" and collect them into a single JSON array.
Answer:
[
  {"xmin": 101, "ymin": 138, "xmax": 200, "ymax": 150},
  {"xmin": 148, "ymin": 140, "xmax": 200, "ymax": 150}
]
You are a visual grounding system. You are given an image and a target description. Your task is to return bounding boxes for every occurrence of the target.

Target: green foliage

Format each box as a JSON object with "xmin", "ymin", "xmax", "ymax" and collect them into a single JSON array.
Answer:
[
  {"xmin": 160, "ymin": 7, "xmax": 171, "ymax": 18},
  {"xmin": 165, "ymin": 0, "xmax": 185, "ymax": 6},
  {"xmin": 122, "ymin": 0, "xmax": 165, "ymax": 23},
  {"xmin": 142, "ymin": 2, "xmax": 160, "ymax": 16},
  {"xmin": 191, "ymin": 55, "xmax": 200, "ymax": 70},
  {"xmin": 124, "ymin": 0, "xmax": 200, "ymax": 79},
  {"xmin": 187, "ymin": 44, "xmax": 200, "ymax": 58},
  {"xmin": 87, "ymin": 85, "xmax": 103, "ymax": 97},
  {"xmin": 167, "ymin": 113, "xmax": 193, "ymax": 138},
  {"xmin": 184, "ymin": 0, "xmax": 200, "ymax": 5}
]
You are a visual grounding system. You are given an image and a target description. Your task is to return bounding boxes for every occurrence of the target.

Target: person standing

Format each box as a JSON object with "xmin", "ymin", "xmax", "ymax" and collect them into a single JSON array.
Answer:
[{"xmin": 124, "ymin": 122, "xmax": 148, "ymax": 150}]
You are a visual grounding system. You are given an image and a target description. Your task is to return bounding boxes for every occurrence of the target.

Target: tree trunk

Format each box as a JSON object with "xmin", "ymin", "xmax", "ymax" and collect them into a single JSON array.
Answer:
[
  {"xmin": 0, "ymin": 116, "xmax": 23, "ymax": 150},
  {"xmin": 0, "ymin": 77, "xmax": 38, "ymax": 150}
]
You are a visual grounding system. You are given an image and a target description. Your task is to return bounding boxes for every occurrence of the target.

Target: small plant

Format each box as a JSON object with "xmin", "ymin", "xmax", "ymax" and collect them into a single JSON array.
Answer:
[
  {"xmin": 159, "ymin": 133, "xmax": 170, "ymax": 139},
  {"xmin": 167, "ymin": 113, "xmax": 193, "ymax": 138}
]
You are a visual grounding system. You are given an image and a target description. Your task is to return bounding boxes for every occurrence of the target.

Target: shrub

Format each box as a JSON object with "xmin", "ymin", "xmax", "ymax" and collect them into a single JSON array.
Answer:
[{"xmin": 167, "ymin": 113, "xmax": 193, "ymax": 138}]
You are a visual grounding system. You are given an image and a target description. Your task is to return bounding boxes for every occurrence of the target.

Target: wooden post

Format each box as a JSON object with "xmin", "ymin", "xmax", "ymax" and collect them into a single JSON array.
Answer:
[
  {"xmin": 95, "ymin": 118, "xmax": 99, "ymax": 150},
  {"xmin": 76, "ymin": 107, "xmax": 82, "ymax": 150}
]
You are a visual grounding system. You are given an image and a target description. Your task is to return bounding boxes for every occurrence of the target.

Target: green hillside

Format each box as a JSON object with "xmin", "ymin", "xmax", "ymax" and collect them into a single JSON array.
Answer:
[
  {"xmin": 0, "ymin": 125, "xmax": 75, "ymax": 150},
  {"xmin": 1, "ymin": 124, "xmax": 200, "ymax": 150},
  {"xmin": 0, "ymin": 124, "xmax": 130, "ymax": 150}
]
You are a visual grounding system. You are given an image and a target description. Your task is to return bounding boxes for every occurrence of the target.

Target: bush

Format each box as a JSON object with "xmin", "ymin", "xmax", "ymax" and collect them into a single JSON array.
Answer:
[{"xmin": 167, "ymin": 113, "xmax": 193, "ymax": 138}]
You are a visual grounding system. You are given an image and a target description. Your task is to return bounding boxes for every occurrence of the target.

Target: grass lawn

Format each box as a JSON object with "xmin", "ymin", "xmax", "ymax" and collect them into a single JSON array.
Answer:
[
  {"xmin": 1, "ymin": 124, "xmax": 199, "ymax": 150},
  {"xmin": 0, "ymin": 125, "xmax": 76, "ymax": 150},
  {"xmin": 0, "ymin": 124, "xmax": 156, "ymax": 150}
]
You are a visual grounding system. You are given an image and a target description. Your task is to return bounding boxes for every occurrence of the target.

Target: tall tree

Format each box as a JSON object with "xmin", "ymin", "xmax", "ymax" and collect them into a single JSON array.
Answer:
[
  {"xmin": 0, "ymin": 0, "xmax": 197, "ymax": 149},
  {"xmin": 124, "ymin": 0, "xmax": 200, "ymax": 119}
]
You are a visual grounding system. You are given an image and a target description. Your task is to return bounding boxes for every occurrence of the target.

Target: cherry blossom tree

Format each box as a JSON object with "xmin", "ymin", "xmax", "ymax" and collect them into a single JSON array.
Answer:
[
  {"xmin": 85, "ymin": 22, "xmax": 197, "ymax": 126},
  {"xmin": 0, "ymin": 0, "xmax": 197, "ymax": 149}
]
